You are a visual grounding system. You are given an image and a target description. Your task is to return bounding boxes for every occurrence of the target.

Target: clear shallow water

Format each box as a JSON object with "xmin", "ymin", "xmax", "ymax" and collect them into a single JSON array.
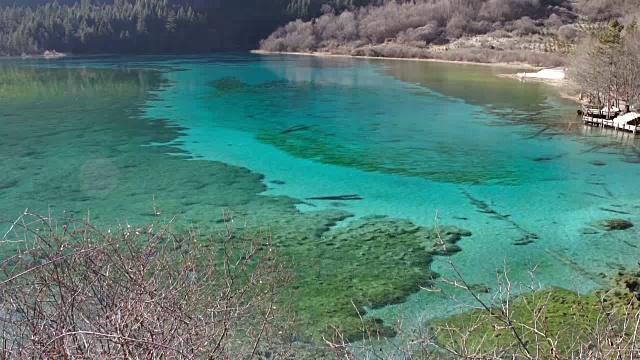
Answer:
[{"xmin": 2, "ymin": 54, "xmax": 640, "ymax": 339}]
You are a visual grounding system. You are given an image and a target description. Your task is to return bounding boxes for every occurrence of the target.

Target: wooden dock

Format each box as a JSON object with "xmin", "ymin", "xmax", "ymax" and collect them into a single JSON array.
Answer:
[{"xmin": 582, "ymin": 110, "xmax": 640, "ymax": 134}]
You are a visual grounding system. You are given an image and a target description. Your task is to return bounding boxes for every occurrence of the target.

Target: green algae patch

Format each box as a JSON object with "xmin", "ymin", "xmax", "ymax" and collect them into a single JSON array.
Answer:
[
  {"xmin": 256, "ymin": 131, "xmax": 522, "ymax": 185},
  {"xmin": 200, "ymin": 76, "xmax": 537, "ymax": 186},
  {"xmin": 429, "ymin": 287, "xmax": 601, "ymax": 356},
  {"xmin": 270, "ymin": 216, "xmax": 471, "ymax": 340},
  {"xmin": 598, "ymin": 269, "xmax": 640, "ymax": 309},
  {"xmin": 173, "ymin": 209, "xmax": 473, "ymax": 342}
]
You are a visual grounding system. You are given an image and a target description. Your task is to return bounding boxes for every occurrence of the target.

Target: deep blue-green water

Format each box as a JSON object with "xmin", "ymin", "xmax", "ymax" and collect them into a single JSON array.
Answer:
[{"xmin": 2, "ymin": 54, "xmax": 640, "ymax": 338}]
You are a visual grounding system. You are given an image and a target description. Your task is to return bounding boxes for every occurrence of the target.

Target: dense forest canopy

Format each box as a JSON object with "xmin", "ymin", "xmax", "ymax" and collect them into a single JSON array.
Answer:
[
  {"xmin": 0, "ymin": 0, "xmax": 205, "ymax": 54},
  {"xmin": 0, "ymin": 0, "xmax": 76, "ymax": 7},
  {"xmin": 0, "ymin": 0, "xmax": 292, "ymax": 55}
]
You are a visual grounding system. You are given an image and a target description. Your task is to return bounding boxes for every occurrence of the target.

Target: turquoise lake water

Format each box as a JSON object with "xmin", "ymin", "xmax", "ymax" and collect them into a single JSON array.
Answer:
[{"xmin": 1, "ymin": 54, "xmax": 640, "ymax": 338}]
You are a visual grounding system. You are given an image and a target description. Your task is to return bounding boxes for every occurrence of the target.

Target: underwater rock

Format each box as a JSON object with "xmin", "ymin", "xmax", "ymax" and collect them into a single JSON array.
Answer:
[
  {"xmin": 270, "ymin": 180, "xmax": 286, "ymax": 185},
  {"xmin": 208, "ymin": 77, "xmax": 248, "ymax": 91},
  {"xmin": 430, "ymin": 244, "xmax": 462, "ymax": 255},
  {"xmin": 592, "ymin": 219, "xmax": 634, "ymax": 231},
  {"xmin": 432, "ymin": 226, "xmax": 472, "ymax": 242},
  {"xmin": 424, "ymin": 226, "xmax": 471, "ymax": 255}
]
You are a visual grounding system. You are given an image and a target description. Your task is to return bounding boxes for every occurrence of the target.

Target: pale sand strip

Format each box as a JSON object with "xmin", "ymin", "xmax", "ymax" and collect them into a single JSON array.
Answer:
[{"xmin": 250, "ymin": 49, "xmax": 540, "ymax": 70}]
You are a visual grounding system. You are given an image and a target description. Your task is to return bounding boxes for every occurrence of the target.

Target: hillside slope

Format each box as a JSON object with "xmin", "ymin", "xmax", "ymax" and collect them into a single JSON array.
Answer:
[{"xmin": 259, "ymin": 0, "xmax": 640, "ymax": 66}]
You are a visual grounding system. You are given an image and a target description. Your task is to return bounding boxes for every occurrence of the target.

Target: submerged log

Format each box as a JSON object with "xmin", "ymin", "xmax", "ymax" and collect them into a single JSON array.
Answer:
[
  {"xmin": 461, "ymin": 189, "xmax": 539, "ymax": 245},
  {"xmin": 525, "ymin": 126, "xmax": 549, "ymax": 139},
  {"xmin": 545, "ymin": 249, "xmax": 606, "ymax": 286},
  {"xmin": 580, "ymin": 143, "xmax": 613, "ymax": 154},
  {"xmin": 589, "ymin": 160, "xmax": 607, "ymax": 166},
  {"xmin": 281, "ymin": 124, "xmax": 314, "ymax": 134},
  {"xmin": 532, "ymin": 153, "xmax": 566, "ymax": 162},
  {"xmin": 581, "ymin": 192, "xmax": 608, "ymax": 199},
  {"xmin": 306, "ymin": 194, "xmax": 363, "ymax": 201},
  {"xmin": 599, "ymin": 207, "xmax": 630, "ymax": 215}
]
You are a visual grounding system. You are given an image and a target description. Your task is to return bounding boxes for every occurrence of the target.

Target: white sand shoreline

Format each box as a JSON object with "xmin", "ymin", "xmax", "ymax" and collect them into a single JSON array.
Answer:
[
  {"xmin": 497, "ymin": 72, "xmax": 567, "ymax": 85},
  {"xmin": 517, "ymin": 68, "xmax": 566, "ymax": 80}
]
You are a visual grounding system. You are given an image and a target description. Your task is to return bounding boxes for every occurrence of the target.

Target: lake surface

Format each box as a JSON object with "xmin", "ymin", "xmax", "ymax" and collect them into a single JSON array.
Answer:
[{"xmin": 1, "ymin": 54, "xmax": 640, "ymax": 339}]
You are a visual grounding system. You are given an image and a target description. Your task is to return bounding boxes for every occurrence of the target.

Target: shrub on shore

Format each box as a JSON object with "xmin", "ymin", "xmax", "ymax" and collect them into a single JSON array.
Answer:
[{"xmin": 0, "ymin": 213, "xmax": 297, "ymax": 358}]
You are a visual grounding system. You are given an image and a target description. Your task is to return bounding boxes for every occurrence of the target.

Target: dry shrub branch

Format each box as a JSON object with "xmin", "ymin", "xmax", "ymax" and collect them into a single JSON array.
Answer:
[{"xmin": 0, "ymin": 211, "xmax": 295, "ymax": 359}]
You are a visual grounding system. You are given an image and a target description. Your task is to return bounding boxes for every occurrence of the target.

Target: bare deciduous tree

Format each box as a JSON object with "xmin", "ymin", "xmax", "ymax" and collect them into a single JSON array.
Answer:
[
  {"xmin": 570, "ymin": 24, "xmax": 640, "ymax": 112},
  {"xmin": 260, "ymin": 0, "xmax": 578, "ymax": 65}
]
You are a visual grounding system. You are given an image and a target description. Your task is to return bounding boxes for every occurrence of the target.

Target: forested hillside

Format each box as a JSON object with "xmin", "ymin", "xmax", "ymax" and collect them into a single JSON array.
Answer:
[
  {"xmin": 0, "ymin": 0, "xmax": 371, "ymax": 55},
  {"xmin": 0, "ymin": 0, "xmax": 293, "ymax": 55},
  {"xmin": 260, "ymin": 0, "xmax": 640, "ymax": 66},
  {"xmin": 0, "ymin": 0, "xmax": 203, "ymax": 55}
]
